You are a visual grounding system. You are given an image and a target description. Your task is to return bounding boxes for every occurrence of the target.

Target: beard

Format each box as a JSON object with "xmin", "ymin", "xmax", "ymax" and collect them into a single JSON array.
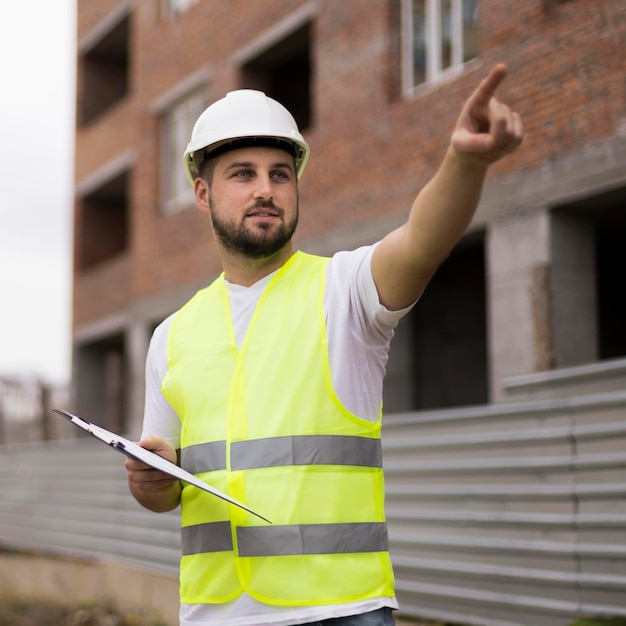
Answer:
[{"xmin": 209, "ymin": 195, "xmax": 298, "ymax": 260}]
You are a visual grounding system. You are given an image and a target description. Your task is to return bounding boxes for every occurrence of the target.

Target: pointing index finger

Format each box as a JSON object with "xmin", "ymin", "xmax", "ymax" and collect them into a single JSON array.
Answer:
[{"xmin": 470, "ymin": 63, "xmax": 508, "ymax": 108}]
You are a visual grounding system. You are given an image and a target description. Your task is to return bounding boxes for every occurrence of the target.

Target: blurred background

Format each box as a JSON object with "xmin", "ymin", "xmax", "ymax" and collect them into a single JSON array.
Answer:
[
  {"xmin": 1, "ymin": 2, "xmax": 625, "ymax": 625},
  {"xmin": 0, "ymin": 0, "xmax": 75, "ymax": 431}
]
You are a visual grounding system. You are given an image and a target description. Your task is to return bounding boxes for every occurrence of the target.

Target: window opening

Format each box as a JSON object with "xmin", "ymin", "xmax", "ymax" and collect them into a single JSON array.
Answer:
[
  {"xmin": 240, "ymin": 22, "xmax": 312, "ymax": 131},
  {"xmin": 79, "ymin": 14, "xmax": 130, "ymax": 124},
  {"xmin": 77, "ymin": 170, "xmax": 129, "ymax": 270}
]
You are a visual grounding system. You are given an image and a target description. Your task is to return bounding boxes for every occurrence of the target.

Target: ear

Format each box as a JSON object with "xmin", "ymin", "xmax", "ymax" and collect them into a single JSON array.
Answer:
[{"xmin": 194, "ymin": 177, "xmax": 210, "ymax": 214}]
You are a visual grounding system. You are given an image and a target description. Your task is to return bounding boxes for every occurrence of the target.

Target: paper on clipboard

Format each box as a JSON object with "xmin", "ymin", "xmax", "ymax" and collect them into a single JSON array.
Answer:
[{"xmin": 53, "ymin": 409, "xmax": 271, "ymax": 524}]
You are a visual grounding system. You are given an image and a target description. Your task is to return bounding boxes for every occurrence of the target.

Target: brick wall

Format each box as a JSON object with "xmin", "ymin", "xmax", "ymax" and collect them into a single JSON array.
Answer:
[{"xmin": 73, "ymin": 0, "xmax": 626, "ymax": 327}]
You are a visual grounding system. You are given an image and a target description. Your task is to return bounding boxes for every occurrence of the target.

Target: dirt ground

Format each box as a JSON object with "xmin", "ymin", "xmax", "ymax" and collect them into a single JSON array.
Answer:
[
  {"xmin": 0, "ymin": 599, "xmax": 452, "ymax": 626},
  {"xmin": 2, "ymin": 595, "xmax": 624, "ymax": 626},
  {"xmin": 0, "ymin": 551, "xmax": 450, "ymax": 626},
  {"xmin": 0, "ymin": 599, "xmax": 167, "ymax": 626}
]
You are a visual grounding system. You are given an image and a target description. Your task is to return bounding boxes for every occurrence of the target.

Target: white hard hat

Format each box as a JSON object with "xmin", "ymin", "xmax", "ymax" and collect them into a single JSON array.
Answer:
[{"xmin": 183, "ymin": 89, "xmax": 310, "ymax": 185}]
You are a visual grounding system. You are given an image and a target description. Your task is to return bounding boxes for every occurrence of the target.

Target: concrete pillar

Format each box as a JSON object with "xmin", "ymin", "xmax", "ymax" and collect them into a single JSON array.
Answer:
[
  {"xmin": 74, "ymin": 342, "xmax": 109, "ymax": 425},
  {"xmin": 125, "ymin": 322, "xmax": 150, "ymax": 436},
  {"xmin": 550, "ymin": 213, "xmax": 598, "ymax": 367},
  {"xmin": 487, "ymin": 211, "xmax": 552, "ymax": 402}
]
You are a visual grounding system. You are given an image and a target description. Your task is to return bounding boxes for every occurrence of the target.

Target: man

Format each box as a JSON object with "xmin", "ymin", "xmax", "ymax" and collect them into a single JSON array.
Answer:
[{"xmin": 126, "ymin": 64, "xmax": 523, "ymax": 626}]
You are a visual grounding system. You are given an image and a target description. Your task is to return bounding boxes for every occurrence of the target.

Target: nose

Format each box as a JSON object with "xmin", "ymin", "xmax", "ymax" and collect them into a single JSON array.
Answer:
[{"xmin": 253, "ymin": 174, "xmax": 273, "ymax": 200}]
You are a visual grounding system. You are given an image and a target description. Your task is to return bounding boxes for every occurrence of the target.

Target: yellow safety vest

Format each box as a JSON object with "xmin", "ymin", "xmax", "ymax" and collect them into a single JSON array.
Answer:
[{"xmin": 163, "ymin": 251, "xmax": 394, "ymax": 606}]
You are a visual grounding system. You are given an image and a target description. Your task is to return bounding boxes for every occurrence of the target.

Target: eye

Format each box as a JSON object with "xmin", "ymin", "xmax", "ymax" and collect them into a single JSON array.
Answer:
[
  {"xmin": 271, "ymin": 169, "xmax": 291, "ymax": 181},
  {"xmin": 232, "ymin": 169, "xmax": 253, "ymax": 179}
]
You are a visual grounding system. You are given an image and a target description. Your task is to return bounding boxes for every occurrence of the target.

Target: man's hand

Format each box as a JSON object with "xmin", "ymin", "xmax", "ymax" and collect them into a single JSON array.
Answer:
[
  {"xmin": 372, "ymin": 63, "xmax": 524, "ymax": 311},
  {"xmin": 125, "ymin": 436, "xmax": 182, "ymax": 512},
  {"xmin": 451, "ymin": 63, "xmax": 523, "ymax": 164}
]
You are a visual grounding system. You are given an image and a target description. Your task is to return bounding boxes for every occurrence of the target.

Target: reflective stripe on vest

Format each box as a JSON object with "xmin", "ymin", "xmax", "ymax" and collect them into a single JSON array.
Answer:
[
  {"xmin": 183, "ymin": 521, "xmax": 233, "ymax": 554},
  {"xmin": 182, "ymin": 522, "xmax": 388, "ymax": 557},
  {"xmin": 183, "ymin": 440, "xmax": 226, "ymax": 473},
  {"xmin": 181, "ymin": 434, "xmax": 382, "ymax": 474}
]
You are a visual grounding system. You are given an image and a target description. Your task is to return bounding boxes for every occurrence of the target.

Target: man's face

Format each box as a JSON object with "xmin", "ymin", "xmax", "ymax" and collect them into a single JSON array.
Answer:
[{"xmin": 202, "ymin": 146, "xmax": 299, "ymax": 260}]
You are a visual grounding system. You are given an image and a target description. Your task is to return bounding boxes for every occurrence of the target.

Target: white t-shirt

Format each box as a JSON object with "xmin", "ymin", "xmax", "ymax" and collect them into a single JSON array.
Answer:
[{"xmin": 142, "ymin": 244, "xmax": 414, "ymax": 626}]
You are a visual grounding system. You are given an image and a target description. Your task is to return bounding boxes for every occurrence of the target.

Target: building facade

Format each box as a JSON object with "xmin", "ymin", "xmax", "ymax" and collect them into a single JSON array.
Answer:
[{"xmin": 72, "ymin": 0, "xmax": 626, "ymax": 434}]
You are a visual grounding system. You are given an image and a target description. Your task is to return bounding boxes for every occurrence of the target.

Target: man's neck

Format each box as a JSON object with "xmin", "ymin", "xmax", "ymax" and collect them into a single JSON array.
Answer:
[{"xmin": 219, "ymin": 244, "xmax": 295, "ymax": 287}]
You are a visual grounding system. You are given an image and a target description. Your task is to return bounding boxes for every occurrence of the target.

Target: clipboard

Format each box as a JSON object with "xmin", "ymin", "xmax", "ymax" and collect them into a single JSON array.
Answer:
[{"xmin": 53, "ymin": 409, "xmax": 271, "ymax": 524}]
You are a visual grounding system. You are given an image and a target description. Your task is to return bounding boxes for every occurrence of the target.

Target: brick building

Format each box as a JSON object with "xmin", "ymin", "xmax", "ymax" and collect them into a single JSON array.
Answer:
[{"xmin": 72, "ymin": 0, "xmax": 626, "ymax": 434}]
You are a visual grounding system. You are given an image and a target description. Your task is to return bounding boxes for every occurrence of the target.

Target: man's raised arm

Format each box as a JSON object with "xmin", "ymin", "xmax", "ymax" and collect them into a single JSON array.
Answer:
[{"xmin": 372, "ymin": 64, "xmax": 524, "ymax": 311}]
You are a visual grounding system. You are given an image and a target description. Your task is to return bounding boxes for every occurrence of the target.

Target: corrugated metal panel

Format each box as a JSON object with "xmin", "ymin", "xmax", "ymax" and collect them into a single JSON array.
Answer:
[
  {"xmin": 0, "ymin": 389, "xmax": 625, "ymax": 625},
  {"xmin": 0, "ymin": 439, "xmax": 180, "ymax": 575},
  {"xmin": 383, "ymin": 390, "xmax": 626, "ymax": 626}
]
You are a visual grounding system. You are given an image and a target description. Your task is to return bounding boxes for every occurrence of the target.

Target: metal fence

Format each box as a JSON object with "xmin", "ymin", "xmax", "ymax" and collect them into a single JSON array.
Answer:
[
  {"xmin": 383, "ymin": 389, "xmax": 626, "ymax": 626},
  {"xmin": 1, "ymin": 377, "xmax": 625, "ymax": 626}
]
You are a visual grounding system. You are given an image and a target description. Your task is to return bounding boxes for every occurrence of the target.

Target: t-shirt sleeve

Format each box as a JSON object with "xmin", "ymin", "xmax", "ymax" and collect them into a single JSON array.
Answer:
[
  {"xmin": 332, "ymin": 243, "xmax": 417, "ymax": 339},
  {"xmin": 324, "ymin": 244, "xmax": 417, "ymax": 421},
  {"xmin": 141, "ymin": 313, "xmax": 181, "ymax": 449}
]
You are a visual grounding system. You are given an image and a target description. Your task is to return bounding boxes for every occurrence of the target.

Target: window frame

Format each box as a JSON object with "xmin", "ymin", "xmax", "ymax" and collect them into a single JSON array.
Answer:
[
  {"xmin": 161, "ymin": 0, "xmax": 200, "ymax": 18},
  {"xmin": 401, "ymin": 0, "xmax": 479, "ymax": 96},
  {"xmin": 159, "ymin": 89, "xmax": 206, "ymax": 215}
]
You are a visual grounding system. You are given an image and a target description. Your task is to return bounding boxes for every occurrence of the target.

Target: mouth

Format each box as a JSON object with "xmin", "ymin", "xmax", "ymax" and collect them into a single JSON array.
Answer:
[
  {"xmin": 248, "ymin": 211, "xmax": 277, "ymax": 218},
  {"xmin": 246, "ymin": 206, "xmax": 280, "ymax": 220}
]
